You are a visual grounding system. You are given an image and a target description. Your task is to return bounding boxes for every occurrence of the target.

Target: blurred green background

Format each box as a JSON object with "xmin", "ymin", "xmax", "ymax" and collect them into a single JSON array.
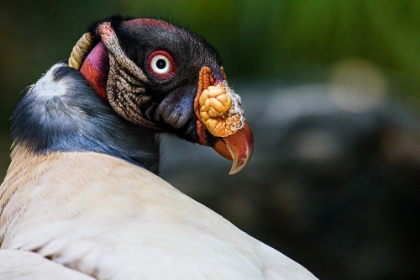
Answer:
[
  {"xmin": 1, "ymin": 0, "xmax": 420, "ymax": 170},
  {"xmin": 1, "ymin": 1, "xmax": 419, "ymax": 279}
]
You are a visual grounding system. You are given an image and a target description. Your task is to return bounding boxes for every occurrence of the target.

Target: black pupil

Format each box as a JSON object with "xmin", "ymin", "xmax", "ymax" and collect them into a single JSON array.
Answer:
[{"xmin": 156, "ymin": 59, "xmax": 167, "ymax": 70}]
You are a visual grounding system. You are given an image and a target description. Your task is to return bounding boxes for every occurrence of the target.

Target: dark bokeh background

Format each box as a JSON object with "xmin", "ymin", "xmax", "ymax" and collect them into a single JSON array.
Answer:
[{"xmin": 1, "ymin": 1, "xmax": 419, "ymax": 279}]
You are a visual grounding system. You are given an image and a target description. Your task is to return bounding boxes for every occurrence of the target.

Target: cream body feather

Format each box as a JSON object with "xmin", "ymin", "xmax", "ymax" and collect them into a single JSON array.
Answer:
[{"xmin": 0, "ymin": 146, "xmax": 316, "ymax": 279}]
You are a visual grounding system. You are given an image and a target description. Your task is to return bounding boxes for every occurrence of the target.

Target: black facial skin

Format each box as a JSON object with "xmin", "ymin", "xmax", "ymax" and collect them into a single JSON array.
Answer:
[{"xmin": 88, "ymin": 15, "xmax": 226, "ymax": 143}]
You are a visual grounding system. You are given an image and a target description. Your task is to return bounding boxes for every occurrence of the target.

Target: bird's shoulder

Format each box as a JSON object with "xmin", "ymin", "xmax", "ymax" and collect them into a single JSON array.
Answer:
[
  {"xmin": 0, "ymin": 147, "xmax": 315, "ymax": 279},
  {"xmin": 0, "ymin": 249, "xmax": 94, "ymax": 280}
]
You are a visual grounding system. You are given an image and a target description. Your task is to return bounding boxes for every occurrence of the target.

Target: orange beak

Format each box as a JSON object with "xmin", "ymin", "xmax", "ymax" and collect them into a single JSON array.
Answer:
[
  {"xmin": 194, "ymin": 67, "xmax": 254, "ymax": 174},
  {"xmin": 212, "ymin": 121, "xmax": 254, "ymax": 175}
]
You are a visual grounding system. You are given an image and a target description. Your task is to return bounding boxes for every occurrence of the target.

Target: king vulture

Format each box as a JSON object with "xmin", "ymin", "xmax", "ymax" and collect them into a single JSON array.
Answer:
[{"xmin": 0, "ymin": 16, "xmax": 317, "ymax": 279}]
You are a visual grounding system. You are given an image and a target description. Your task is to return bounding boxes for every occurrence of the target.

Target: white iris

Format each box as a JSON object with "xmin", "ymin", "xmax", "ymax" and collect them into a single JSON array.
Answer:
[{"xmin": 150, "ymin": 55, "xmax": 171, "ymax": 74}]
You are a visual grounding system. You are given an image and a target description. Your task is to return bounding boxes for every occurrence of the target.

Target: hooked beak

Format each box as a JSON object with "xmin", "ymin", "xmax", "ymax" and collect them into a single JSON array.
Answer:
[
  {"xmin": 194, "ymin": 66, "xmax": 254, "ymax": 174},
  {"xmin": 212, "ymin": 121, "xmax": 254, "ymax": 175}
]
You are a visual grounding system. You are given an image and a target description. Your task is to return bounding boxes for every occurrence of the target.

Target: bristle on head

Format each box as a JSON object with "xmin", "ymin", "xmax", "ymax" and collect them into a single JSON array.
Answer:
[{"xmin": 122, "ymin": 19, "xmax": 178, "ymax": 33}]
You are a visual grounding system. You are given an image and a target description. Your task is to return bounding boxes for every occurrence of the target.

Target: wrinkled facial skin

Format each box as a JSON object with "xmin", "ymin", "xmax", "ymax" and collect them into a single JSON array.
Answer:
[
  {"xmin": 79, "ymin": 16, "xmax": 254, "ymax": 174},
  {"xmin": 103, "ymin": 18, "xmax": 227, "ymax": 142}
]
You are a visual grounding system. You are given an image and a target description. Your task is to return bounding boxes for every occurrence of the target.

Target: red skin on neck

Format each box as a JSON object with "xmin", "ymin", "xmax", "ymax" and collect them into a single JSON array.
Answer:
[{"xmin": 79, "ymin": 42, "xmax": 109, "ymax": 102}]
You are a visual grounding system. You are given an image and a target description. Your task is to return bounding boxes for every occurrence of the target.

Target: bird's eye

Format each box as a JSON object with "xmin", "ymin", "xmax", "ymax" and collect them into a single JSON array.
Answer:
[{"xmin": 148, "ymin": 51, "xmax": 176, "ymax": 78}]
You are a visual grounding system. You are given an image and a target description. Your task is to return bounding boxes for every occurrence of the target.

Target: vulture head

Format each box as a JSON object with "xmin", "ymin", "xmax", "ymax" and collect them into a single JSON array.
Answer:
[{"xmin": 69, "ymin": 16, "xmax": 253, "ymax": 174}]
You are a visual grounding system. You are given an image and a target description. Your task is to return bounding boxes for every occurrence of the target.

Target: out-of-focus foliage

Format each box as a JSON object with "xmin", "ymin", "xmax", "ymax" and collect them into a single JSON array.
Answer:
[{"xmin": 1, "ymin": 1, "xmax": 420, "ymax": 102}]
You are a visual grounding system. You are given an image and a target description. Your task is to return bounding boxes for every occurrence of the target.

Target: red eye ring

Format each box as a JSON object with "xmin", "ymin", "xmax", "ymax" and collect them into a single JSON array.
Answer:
[{"xmin": 147, "ymin": 50, "xmax": 176, "ymax": 79}]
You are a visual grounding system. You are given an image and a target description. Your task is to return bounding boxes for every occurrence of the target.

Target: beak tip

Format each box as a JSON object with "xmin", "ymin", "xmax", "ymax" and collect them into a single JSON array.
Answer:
[
  {"xmin": 228, "ymin": 143, "xmax": 253, "ymax": 175},
  {"xmin": 205, "ymin": 122, "xmax": 254, "ymax": 175},
  {"xmin": 229, "ymin": 165, "xmax": 240, "ymax": 175},
  {"xmin": 228, "ymin": 165, "xmax": 243, "ymax": 175}
]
